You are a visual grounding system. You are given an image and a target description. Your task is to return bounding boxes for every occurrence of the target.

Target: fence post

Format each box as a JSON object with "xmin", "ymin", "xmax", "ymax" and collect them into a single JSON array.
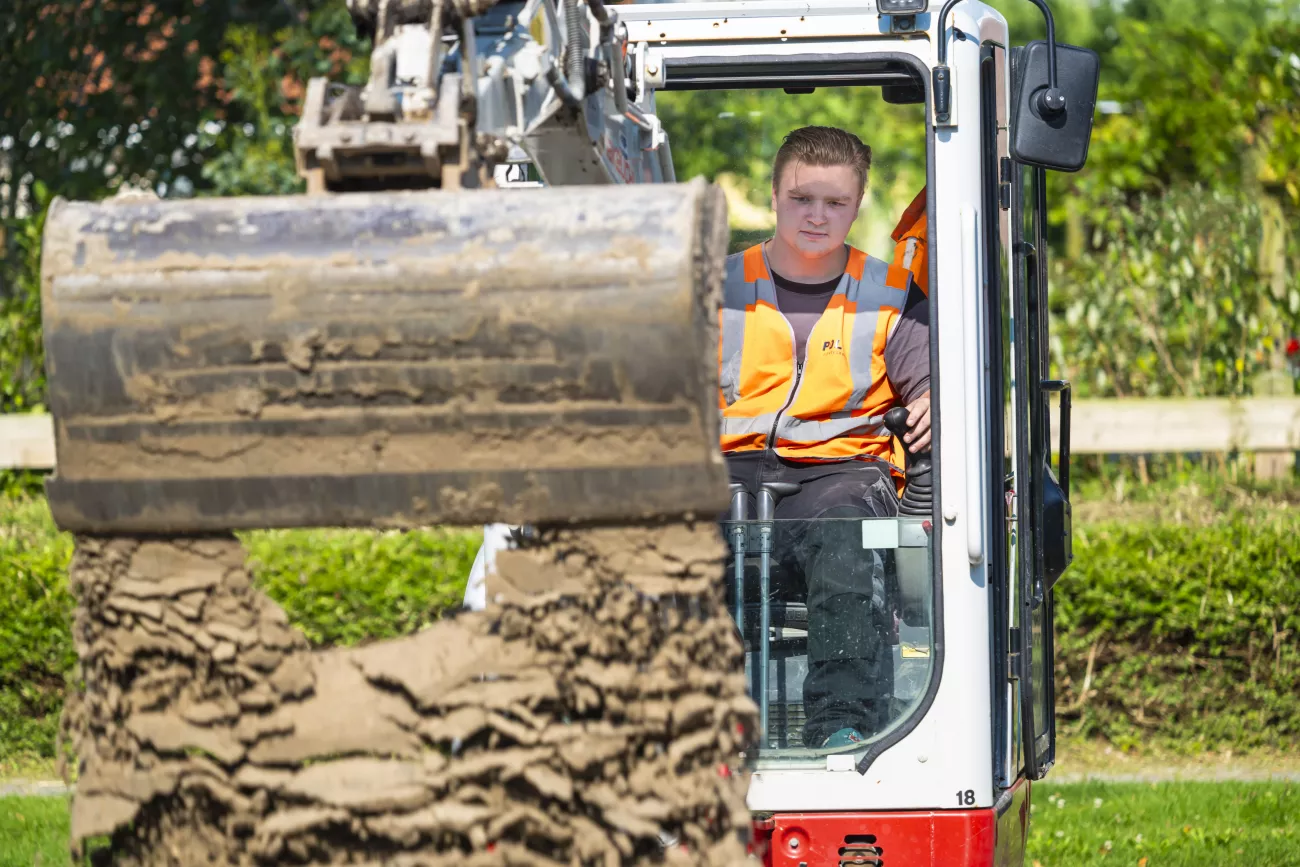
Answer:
[{"xmin": 1251, "ymin": 371, "xmax": 1296, "ymax": 480}]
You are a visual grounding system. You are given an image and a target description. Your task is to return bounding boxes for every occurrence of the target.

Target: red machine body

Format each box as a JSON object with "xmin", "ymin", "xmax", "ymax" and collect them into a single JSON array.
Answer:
[{"xmin": 753, "ymin": 780, "xmax": 1031, "ymax": 867}]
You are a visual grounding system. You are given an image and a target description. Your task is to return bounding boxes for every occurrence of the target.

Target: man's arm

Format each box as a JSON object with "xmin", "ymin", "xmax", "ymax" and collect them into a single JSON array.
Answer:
[{"xmin": 883, "ymin": 283, "xmax": 932, "ymax": 453}]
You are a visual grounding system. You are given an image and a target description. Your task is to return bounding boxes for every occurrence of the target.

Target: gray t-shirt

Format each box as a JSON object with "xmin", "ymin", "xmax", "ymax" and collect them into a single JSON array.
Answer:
[{"xmin": 772, "ymin": 269, "xmax": 930, "ymax": 404}]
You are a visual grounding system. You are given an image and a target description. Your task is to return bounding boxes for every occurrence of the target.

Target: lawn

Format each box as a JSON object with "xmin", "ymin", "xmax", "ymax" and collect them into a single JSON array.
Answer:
[
  {"xmin": 3, "ymin": 782, "xmax": 1297, "ymax": 866},
  {"xmin": 0, "ymin": 796, "xmax": 68, "ymax": 867},
  {"xmin": 1026, "ymin": 781, "xmax": 1300, "ymax": 867}
]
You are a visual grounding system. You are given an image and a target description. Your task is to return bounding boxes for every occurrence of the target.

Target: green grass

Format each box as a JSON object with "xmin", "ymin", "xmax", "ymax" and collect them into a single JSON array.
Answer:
[
  {"xmin": 0, "ymin": 796, "xmax": 69, "ymax": 867},
  {"xmin": 1027, "ymin": 781, "xmax": 1300, "ymax": 866},
  {"xmin": 4, "ymin": 782, "xmax": 1298, "ymax": 866}
]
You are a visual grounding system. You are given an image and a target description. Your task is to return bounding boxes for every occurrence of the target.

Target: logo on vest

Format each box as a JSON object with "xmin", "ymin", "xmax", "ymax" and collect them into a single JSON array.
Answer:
[{"xmin": 820, "ymin": 338, "xmax": 845, "ymax": 355}]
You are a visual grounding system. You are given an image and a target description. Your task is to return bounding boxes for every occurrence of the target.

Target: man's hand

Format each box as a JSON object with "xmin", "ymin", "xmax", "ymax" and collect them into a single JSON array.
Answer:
[{"xmin": 903, "ymin": 390, "xmax": 931, "ymax": 453}]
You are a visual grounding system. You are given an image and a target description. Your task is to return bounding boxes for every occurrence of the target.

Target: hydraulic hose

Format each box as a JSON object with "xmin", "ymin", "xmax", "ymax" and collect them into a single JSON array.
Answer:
[{"xmin": 563, "ymin": 0, "xmax": 587, "ymax": 102}]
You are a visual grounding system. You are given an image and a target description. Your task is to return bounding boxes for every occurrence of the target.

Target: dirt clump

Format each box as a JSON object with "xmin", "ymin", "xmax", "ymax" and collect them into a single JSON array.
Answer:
[{"xmin": 62, "ymin": 523, "xmax": 755, "ymax": 865}]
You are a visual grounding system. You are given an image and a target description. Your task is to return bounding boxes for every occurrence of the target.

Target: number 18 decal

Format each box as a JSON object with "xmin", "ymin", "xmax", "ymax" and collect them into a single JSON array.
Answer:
[{"xmin": 956, "ymin": 789, "xmax": 976, "ymax": 806}]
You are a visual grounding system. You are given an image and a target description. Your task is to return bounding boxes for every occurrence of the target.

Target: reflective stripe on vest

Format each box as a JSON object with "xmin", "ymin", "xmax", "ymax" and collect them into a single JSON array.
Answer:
[
  {"xmin": 891, "ymin": 186, "xmax": 929, "ymax": 296},
  {"xmin": 718, "ymin": 244, "xmax": 911, "ymax": 465}
]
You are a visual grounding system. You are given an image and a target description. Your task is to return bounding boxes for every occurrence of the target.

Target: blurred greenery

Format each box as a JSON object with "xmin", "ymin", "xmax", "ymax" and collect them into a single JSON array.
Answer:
[
  {"xmin": 1059, "ymin": 464, "xmax": 1300, "ymax": 752},
  {"xmin": 0, "ymin": 185, "xmax": 47, "ymax": 414},
  {"xmin": 241, "ymin": 525, "xmax": 477, "ymax": 647},
  {"xmin": 1052, "ymin": 186, "xmax": 1298, "ymax": 397},
  {"xmin": 0, "ymin": 0, "xmax": 370, "ymax": 410},
  {"xmin": 0, "ymin": 497, "xmax": 75, "ymax": 765},
  {"xmin": 1060, "ymin": 501, "xmax": 1300, "ymax": 752}
]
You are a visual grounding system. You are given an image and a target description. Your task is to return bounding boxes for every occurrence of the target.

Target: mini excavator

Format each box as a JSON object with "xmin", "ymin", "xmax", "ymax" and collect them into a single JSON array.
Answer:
[{"xmin": 40, "ymin": 0, "xmax": 1098, "ymax": 863}]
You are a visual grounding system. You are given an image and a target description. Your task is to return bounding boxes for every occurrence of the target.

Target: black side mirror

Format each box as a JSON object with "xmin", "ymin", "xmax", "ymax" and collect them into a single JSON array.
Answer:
[{"xmin": 1010, "ymin": 40, "xmax": 1100, "ymax": 172}]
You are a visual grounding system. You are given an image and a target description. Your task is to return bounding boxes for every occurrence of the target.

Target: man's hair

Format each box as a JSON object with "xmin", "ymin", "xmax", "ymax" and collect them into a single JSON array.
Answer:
[{"xmin": 772, "ymin": 126, "xmax": 872, "ymax": 195}]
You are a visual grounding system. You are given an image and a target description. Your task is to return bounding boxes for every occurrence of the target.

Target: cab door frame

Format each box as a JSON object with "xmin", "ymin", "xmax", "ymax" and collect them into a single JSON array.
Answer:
[{"xmin": 1010, "ymin": 40, "xmax": 1060, "ymax": 778}]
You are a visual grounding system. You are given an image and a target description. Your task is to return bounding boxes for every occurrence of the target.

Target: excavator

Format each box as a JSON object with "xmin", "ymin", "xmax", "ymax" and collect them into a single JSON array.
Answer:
[{"xmin": 39, "ymin": 0, "xmax": 1098, "ymax": 863}]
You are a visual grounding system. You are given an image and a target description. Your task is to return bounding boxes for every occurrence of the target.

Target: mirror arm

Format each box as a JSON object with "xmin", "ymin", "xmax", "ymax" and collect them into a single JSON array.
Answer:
[
  {"xmin": 1020, "ymin": 0, "xmax": 1066, "ymax": 114},
  {"xmin": 934, "ymin": 0, "xmax": 1065, "ymax": 124}
]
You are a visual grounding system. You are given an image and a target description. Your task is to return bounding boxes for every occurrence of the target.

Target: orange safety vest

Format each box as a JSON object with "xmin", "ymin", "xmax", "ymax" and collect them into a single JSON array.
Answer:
[
  {"xmin": 891, "ymin": 186, "xmax": 929, "ymax": 296},
  {"xmin": 718, "ymin": 244, "xmax": 914, "ymax": 470}
]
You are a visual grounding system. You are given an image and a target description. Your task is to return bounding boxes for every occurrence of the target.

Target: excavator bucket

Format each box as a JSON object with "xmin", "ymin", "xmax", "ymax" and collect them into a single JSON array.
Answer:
[{"xmin": 39, "ymin": 180, "xmax": 730, "ymax": 533}]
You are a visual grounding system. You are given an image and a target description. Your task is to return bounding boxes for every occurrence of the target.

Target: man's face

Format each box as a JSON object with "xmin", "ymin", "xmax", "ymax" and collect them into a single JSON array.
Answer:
[{"xmin": 771, "ymin": 161, "xmax": 864, "ymax": 259}]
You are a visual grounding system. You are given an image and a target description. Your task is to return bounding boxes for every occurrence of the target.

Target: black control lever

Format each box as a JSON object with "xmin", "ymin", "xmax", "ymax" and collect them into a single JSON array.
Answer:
[
  {"xmin": 728, "ymin": 483, "xmax": 749, "ymax": 637},
  {"xmin": 884, "ymin": 406, "xmax": 932, "ymax": 517},
  {"xmin": 757, "ymin": 481, "xmax": 802, "ymax": 520},
  {"xmin": 754, "ymin": 480, "xmax": 801, "ymax": 739},
  {"xmin": 883, "ymin": 407, "xmax": 913, "ymax": 443}
]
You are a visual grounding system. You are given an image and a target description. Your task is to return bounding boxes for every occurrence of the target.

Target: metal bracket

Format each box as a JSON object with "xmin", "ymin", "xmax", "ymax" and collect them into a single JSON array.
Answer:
[{"xmin": 641, "ymin": 46, "xmax": 666, "ymax": 89}]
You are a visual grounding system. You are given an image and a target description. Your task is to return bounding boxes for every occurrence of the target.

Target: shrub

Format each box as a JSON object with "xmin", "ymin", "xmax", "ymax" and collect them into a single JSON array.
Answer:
[
  {"xmin": 1057, "ymin": 504, "xmax": 1300, "ymax": 752},
  {"xmin": 241, "ymin": 526, "xmax": 477, "ymax": 648},
  {"xmin": 0, "ymin": 498, "xmax": 75, "ymax": 763},
  {"xmin": 1052, "ymin": 185, "xmax": 1300, "ymax": 400}
]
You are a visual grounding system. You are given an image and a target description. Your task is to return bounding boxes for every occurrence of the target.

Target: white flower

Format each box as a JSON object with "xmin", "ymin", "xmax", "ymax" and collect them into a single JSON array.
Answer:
[
  {"xmin": 1057, "ymin": 798, "xmax": 1066, "ymax": 809},
  {"xmin": 1094, "ymin": 798, "xmax": 1104, "ymax": 809}
]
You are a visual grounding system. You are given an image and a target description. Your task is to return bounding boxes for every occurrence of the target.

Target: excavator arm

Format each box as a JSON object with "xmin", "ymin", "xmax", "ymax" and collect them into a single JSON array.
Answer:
[{"xmin": 297, "ymin": 0, "xmax": 672, "ymax": 191}]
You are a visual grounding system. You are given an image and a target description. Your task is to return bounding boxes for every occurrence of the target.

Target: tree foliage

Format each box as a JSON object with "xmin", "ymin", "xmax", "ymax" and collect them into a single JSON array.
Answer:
[
  {"xmin": 0, "ymin": 0, "xmax": 369, "ymax": 407},
  {"xmin": 0, "ymin": 183, "xmax": 49, "ymax": 414},
  {"xmin": 1054, "ymin": 186, "xmax": 1299, "ymax": 398},
  {"xmin": 1075, "ymin": 17, "xmax": 1300, "ymax": 212},
  {"xmin": 199, "ymin": 3, "xmax": 369, "ymax": 196}
]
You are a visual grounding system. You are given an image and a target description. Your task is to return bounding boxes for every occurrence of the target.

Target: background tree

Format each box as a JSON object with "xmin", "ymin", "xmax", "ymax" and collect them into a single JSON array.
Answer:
[{"xmin": 0, "ymin": 0, "xmax": 369, "ymax": 411}]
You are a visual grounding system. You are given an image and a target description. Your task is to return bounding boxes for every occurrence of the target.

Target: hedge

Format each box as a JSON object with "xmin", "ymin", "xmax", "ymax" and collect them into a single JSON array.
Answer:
[
  {"xmin": 0, "ymin": 496, "xmax": 477, "ymax": 765},
  {"xmin": 1, "ymin": 484, "xmax": 1297, "ymax": 766},
  {"xmin": 1058, "ymin": 508, "xmax": 1300, "ymax": 752},
  {"xmin": 0, "ymin": 498, "xmax": 76, "ymax": 763}
]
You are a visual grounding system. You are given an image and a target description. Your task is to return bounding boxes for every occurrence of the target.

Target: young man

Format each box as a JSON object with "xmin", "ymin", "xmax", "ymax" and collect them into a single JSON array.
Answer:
[{"xmin": 719, "ymin": 126, "xmax": 931, "ymax": 750}]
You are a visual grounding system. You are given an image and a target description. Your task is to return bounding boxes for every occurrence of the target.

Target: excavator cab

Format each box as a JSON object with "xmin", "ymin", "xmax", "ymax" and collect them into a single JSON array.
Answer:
[{"xmin": 612, "ymin": 1, "xmax": 1098, "ymax": 863}]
